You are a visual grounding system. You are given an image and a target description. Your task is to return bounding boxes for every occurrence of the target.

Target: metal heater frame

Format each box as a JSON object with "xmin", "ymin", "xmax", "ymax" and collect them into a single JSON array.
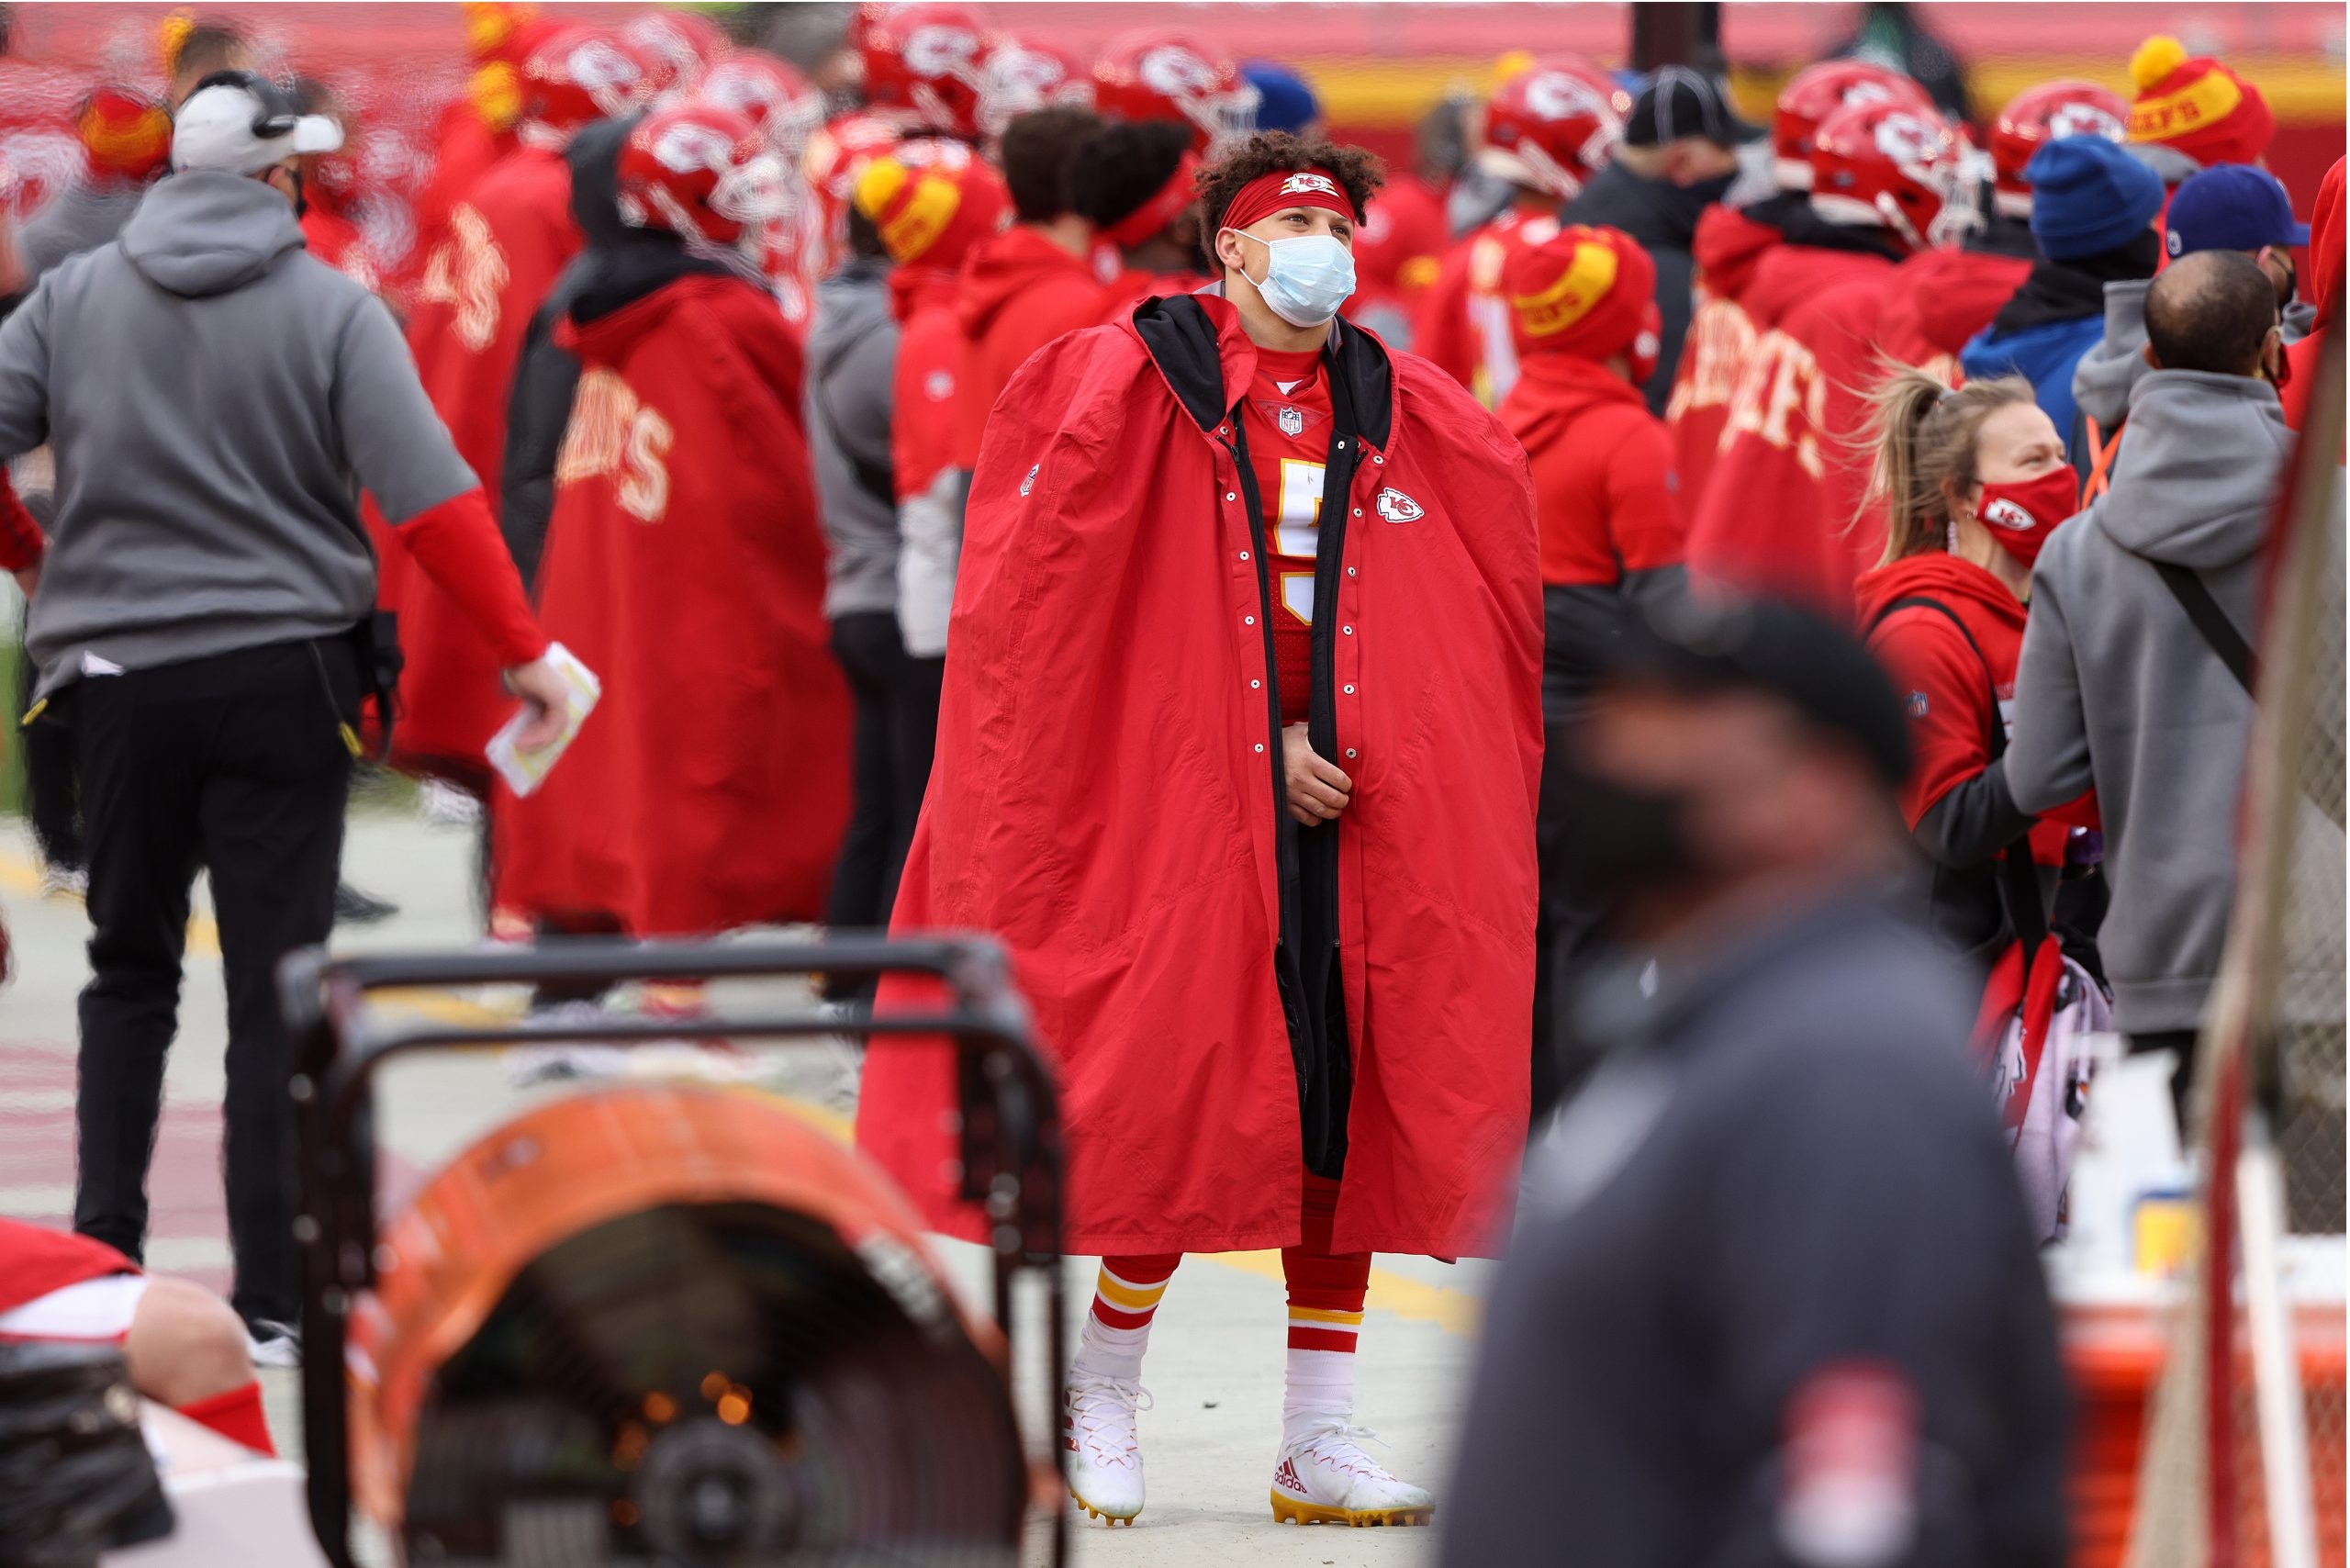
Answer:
[{"xmin": 278, "ymin": 935, "xmax": 1067, "ymax": 1568}]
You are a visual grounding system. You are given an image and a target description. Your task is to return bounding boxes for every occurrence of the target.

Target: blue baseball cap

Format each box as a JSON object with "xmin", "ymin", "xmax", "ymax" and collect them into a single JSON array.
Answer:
[
  {"xmin": 2165, "ymin": 163, "xmax": 2311, "ymax": 259},
  {"xmin": 1242, "ymin": 62, "xmax": 1321, "ymax": 135},
  {"xmin": 2027, "ymin": 135, "xmax": 2166, "ymax": 262}
]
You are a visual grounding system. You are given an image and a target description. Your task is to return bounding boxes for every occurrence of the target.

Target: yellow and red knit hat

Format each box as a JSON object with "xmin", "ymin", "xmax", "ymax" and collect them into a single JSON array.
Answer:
[
  {"xmin": 76, "ymin": 87, "xmax": 173, "ymax": 182},
  {"xmin": 851, "ymin": 140, "xmax": 1009, "ymax": 271},
  {"xmin": 1504, "ymin": 222, "xmax": 1658, "ymax": 364},
  {"xmin": 2126, "ymin": 35, "xmax": 2275, "ymax": 169}
]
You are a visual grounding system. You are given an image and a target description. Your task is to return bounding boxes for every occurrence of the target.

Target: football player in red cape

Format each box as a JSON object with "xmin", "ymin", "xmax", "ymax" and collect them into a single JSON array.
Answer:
[{"xmin": 858, "ymin": 131, "xmax": 1541, "ymax": 1529}]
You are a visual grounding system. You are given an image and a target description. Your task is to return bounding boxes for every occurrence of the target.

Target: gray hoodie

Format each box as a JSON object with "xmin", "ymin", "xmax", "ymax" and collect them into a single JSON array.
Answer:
[
  {"xmin": 803, "ymin": 258, "xmax": 900, "ymax": 621},
  {"xmin": 0, "ymin": 171, "xmax": 474, "ymax": 698},
  {"xmin": 2069, "ymin": 277, "xmax": 2151, "ymax": 444},
  {"xmin": 2006, "ymin": 370, "xmax": 2300, "ymax": 1031}
]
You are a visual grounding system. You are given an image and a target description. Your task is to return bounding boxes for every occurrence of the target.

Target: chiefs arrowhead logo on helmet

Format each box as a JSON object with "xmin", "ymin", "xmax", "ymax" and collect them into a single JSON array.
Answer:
[
  {"xmin": 648, "ymin": 120, "xmax": 738, "ymax": 175},
  {"xmin": 1522, "ymin": 71, "xmax": 1609, "ymax": 126},
  {"xmin": 903, "ymin": 23, "xmax": 983, "ymax": 78},
  {"xmin": 1139, "ymin": 44, "xmax": 1219, "ymax": 98},
  {"xmin": 1374, "ymin": 487, "xmax": 1425, "ymax": 523},
  {"xmin": 1871, "ymin": 111, "xmax": 1942, "ymax": 167},
  {"xmin": 2045, "ymin": 101, "xmax": 2126, "ymax": 143}
]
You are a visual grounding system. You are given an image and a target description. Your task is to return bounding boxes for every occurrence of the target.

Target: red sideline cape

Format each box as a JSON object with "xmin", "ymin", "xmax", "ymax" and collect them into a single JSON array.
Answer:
[
  {"xmin": 1664, "ymin": 206, "xmax": 1780, "ymax": 530},
  {"xmin": 1684, "ymin": 241, "xmax": 1899, "ymax": 618},
  {"xmin": 377, "ymin": 143, "xmax": 580, "ymax": 779},
  {"xmin": 493, "ymin": 274, "xmax": 849, "ymax": 935},
  {"xmin": 857, "ymin": 295, "xmax": 1543, "ymax": 1259}
]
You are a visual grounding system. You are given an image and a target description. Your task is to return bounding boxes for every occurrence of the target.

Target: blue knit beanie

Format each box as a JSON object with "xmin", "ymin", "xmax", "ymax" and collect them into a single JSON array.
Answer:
[
  {"xmin": 2026, "ymin": 136, "xmax": 2165, "ymax": 261},
  {"xmin": 1242, "ymin": 62, "xmax": 1321, "ymax": 135}
]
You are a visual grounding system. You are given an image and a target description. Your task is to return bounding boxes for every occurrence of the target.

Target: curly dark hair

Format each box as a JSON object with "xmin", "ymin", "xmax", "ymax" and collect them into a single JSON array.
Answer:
[{"xmin": 1193, "ymin": 130, "xmax": 1385, "ymax": 241}]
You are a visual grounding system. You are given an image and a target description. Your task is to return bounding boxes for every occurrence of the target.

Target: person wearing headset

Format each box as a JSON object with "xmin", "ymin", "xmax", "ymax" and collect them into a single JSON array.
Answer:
[{"xmin": 0, "ymin": 73, "xmax": 566, "ymax": 1364}]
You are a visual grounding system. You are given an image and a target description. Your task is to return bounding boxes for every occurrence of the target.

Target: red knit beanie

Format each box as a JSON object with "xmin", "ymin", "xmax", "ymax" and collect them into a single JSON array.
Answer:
[
  {"xmin": 2126, "ymin": 35, "xmax": 2275, "ymax": 169},
  {"xmin": 1504, "ymin": 223, "xmax": 1657, "ymax": 364}
]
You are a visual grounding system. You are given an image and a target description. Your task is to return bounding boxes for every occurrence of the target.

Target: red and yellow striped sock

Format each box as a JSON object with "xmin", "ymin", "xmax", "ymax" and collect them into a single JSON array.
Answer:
[
  {"xmin": 1073, "ymin": 1253, "xmax": 1181, "ymax": 1380},
  {"xmin": 1281, "ymin": 1173, "xmax": 1371, "ymax": 1444}
]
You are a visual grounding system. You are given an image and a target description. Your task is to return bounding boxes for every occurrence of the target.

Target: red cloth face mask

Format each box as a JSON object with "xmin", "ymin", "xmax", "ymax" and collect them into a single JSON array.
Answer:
[{"xmin": 1974, "ymin": 466, "xmax": 2080, "ymax": 568}]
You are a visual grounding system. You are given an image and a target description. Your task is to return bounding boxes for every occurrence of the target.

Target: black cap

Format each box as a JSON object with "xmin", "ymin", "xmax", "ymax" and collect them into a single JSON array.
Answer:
[
  {"xmin": 1624, "ymin": 65, "xmax": 1763, "ymax": 149},
  {"xmin": 1602, "ymin": 593, "xmax": 1913, "ymax": 788}
]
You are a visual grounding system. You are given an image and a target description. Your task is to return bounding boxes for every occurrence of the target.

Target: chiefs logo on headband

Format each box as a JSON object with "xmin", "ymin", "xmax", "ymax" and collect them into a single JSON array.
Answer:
[{"xmin": 1281, "ymin": 172, "xmax": 1339, "ymax": 199}]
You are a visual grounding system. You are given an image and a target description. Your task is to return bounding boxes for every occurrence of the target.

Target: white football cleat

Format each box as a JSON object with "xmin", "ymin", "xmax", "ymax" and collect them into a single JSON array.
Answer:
[
  {"xmin": 1064, "ymin": 1371, "xmax": 1149, "ymax": 1526},
  {"xmin": 1270, "ymin": 1419, "xmax": 1434, "ymax": 1528}
]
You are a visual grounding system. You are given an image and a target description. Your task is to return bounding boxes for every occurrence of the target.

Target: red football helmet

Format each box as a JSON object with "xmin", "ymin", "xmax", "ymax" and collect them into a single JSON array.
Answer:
[
  {"xmin": 1771, "ymin": 60, "xmax": 1931, "ymax": 191},
  {"xmin": 517, "ymin": 26, "xmax": 653, "ymax": 146},
  {"xmin": 616, "ymin": 101, "xmax": 785, "ymax": 246},
  {"xmin": 622, "ymin": 9, "xmax": 729, "ymax": 98},
  {"xmin": 860, "ymin": 3, "xmax": 990, "ymax": 140},
  {"xmin": 1990, "ymin": 79, "xmax": 2129, "ymax": 217},
  {"xmin": 1092, "ymin": 31, "xmax": 1256, "ymax": 153},
  {"xmin": 1481, "ymin": 54, "xmax": 1628, "ymax": 202},
  {"xmin": 1807, "ymin": 98, "xmax": 1969, "ymax": 253},
  {"xmin": 698, "ymin": 50, "xmax": 825, "ymax": 162},
  {"xmin": 976, "ymin": 33, "xmax": 1092, "ymax": 141}
]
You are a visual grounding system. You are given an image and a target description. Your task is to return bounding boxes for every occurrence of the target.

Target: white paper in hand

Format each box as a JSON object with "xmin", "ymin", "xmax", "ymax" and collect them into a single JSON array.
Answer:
[{"xmin": 485, "ymin": 643, "xmax": 599, "ymax": 797}]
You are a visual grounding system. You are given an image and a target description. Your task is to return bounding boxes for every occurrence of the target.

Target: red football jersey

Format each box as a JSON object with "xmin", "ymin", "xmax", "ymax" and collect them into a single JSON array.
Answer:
[{"xmin": 1245, "ymin": 345, "xmax": 1331, "ymax": 724}]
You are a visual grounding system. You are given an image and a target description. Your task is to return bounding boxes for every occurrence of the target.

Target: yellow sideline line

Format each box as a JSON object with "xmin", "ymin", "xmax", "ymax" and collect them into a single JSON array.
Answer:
[{"xmin": 1205, "ymin": 1249, "xmax": 1483, "ymax": 1339}]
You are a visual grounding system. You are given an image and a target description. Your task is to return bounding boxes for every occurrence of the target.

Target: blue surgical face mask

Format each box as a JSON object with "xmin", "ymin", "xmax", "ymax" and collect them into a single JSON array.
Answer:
[{"xmin": 1225, "ymin": 228, "xmax": 1357, "ymax": 328}]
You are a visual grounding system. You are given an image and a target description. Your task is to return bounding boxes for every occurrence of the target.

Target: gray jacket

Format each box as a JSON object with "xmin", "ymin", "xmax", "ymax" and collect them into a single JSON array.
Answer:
[
  {"xmin": 804, "ymin": 258, "xmax": 900, "ymax": 621},
  {"xmin": 17, "ymin": 180, "xmax": 145, "ymax": 286},
  {"xmin": 2007, "ymin": 371, "xmax": 2293, "ymax": 1031},
  {"xmin": 0, "ymin": 171, "xmax": 474, "ymax": 698},
  {"xmin": 2069, "ymin": 277, "xmax": 2151, "ymax": 442}
]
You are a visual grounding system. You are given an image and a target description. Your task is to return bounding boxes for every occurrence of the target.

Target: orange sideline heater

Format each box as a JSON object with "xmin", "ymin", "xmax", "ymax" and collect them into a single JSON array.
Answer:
[{"xmin": 277, "ymin": 936, "xmax": 1066, "ymax": 1568}]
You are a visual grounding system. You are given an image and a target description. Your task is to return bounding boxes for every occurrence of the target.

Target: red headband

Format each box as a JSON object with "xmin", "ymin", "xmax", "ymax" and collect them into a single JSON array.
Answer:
[
  {"xmin": 1106, "ymin": 151, "xmax": 1202, "ymax": 250},
  {"xmin": 1219, "ymin": 166, "xmax": 1354, "ymax": 234}
]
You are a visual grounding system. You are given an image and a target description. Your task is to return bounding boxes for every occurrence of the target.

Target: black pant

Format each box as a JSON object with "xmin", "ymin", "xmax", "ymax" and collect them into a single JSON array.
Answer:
[
  {"xmin": 823, "ymin": 612, "xmax": 944, "ymax": 935},
  {"xmin": 17, "ymin": 606, "xmax": 82, "ymax": 868},
  {"xmin": 73, "ymin": 637, "xmax": 358, "ymax": 1327},
  {"xmin": 1532, "ymin": 719, "xmax": 1608, "ymax": 1123}
]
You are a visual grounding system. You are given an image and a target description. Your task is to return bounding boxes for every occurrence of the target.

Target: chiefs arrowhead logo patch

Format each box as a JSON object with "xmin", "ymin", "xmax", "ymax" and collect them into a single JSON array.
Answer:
[{"xmin": 1374, "ymin": 487, "xmax": 1424, "ymax": 523}]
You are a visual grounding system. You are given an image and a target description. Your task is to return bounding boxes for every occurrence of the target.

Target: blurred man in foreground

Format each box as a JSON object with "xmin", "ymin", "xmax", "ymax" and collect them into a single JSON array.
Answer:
[{"xmin": 1444, "ymin": 596, "xmax": 2069, "ymax": 1568}]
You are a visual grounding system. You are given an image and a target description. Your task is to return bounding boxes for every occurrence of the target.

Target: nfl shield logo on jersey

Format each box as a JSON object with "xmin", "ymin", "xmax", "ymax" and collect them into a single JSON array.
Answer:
[
  {"xmin": 1374, "ymin": 487, "xmax": 1425, "ymax": 523},
  {"xmin": 1278, "ymin": 406, "xmax": 1304, "ymax": 437}
]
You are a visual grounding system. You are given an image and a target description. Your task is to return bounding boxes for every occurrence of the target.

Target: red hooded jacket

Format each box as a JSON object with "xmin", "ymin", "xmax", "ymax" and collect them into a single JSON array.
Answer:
[
  {"xmin": 378, "ymin": 142, "xmax": 580, "ymax": 778},
  {"xmin": 858, "ymin": 297, "xmax": 1542, "ymax": 1259},
  {"xmin": 1684, "ymin": 237, "xmax": 1902, "ymax": 616},
  {"xmin": 1874, "ymin": 245, "xmax": 2033, "ymax": 378},
  {"xmin": 1499, "ymin": 354, "xmax": 1680, "ymax": 587},
  {"xmin": 952, "ymin": 227, "xmax": 1113, "ymax": 468},
  {"xmin": 2285, "ymin": 156, "xmax": 2343, "ymax": 434},
  {"xmin": 891, "ymin": 265, "xmax": 966, "ymax": 504},
  {"xmin": 494, "ymin": 275, "xmax": 849, "ymax": 935},
  {"xmin": 1664, "ymin": 206, "xmax": 1780, "ymax": 528}
]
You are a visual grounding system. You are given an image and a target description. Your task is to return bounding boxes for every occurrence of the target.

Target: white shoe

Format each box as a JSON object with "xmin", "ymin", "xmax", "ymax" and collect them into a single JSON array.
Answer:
[
  {"xmin": 1270, "ymin": 1418, "xmax": 1434, "ymax": 1528},
  {"xmin": 1064, "ymin": 1371, "xmax": 1149, "ymax": 1526},
  {"xmin": 39, "ymin": 863, "xmax": 86, "ymax": 900}
]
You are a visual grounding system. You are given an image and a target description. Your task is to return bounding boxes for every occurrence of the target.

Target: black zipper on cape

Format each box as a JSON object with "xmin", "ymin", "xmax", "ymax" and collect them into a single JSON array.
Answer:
[{"xmin": 1219, "ymin": 344, "xmax": 1363, "ymax": 1180}]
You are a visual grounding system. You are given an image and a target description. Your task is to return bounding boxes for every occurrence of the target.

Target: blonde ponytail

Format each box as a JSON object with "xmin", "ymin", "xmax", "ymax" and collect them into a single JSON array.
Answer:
[{"xmin": 1857, "ymin": 358, "xmax": 2037, "ymax": 566}]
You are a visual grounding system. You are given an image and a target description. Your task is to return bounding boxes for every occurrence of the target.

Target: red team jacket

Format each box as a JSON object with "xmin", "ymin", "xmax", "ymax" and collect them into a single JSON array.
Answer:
[
  {"xmin": 859, "ymin": 297, "xmax": 1543, "ymax": 1259},
  {"xmin": 378, "ymin": 142, "xmax": 580, "ymax": 777},
  {"xmin": 1664, "ymin": 205, "xmax": 1780, "ymax": 529},
  {"xmin": 1685, "ymin": 239, "xmax": 1900, "ymax": 616},
  {"xmin": 494, "ymin": 275, "xmax": 848, "ymax": 935},
  {"xmin": 890, "ymin": 263, "xmax": 965, "ymax": 503},
  {"xmin": 1874, "ymin": 246, "xmax": 2033, "ymax": 379},
  {"xmin": 952, "ymin": 227, "xmax": 1114, "ymax": 469},
  {"xmin": 1855, "ymin": 552, "xmax": 2088, "ymax": 858}
]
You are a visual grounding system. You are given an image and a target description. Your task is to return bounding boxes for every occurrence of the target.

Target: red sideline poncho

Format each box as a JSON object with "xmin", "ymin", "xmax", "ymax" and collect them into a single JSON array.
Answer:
[
  {"xmin": 1684, "ymin": 238, "xmax": 1900, "ymax": 617},
  {"xmin": 378, "ymin": 142, "xmax": 580, "ymax": 779},
  {"xmin": 494, "ymin": 274, "xmax": 849, "ymax": 935},
  {"xmin": 858, "ymin": 295, "xmax": 1543, "ymax": 1259},
  {"xmin": 1663, "ymin": 205, "xmax": 1781, "ymax": 529}
]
